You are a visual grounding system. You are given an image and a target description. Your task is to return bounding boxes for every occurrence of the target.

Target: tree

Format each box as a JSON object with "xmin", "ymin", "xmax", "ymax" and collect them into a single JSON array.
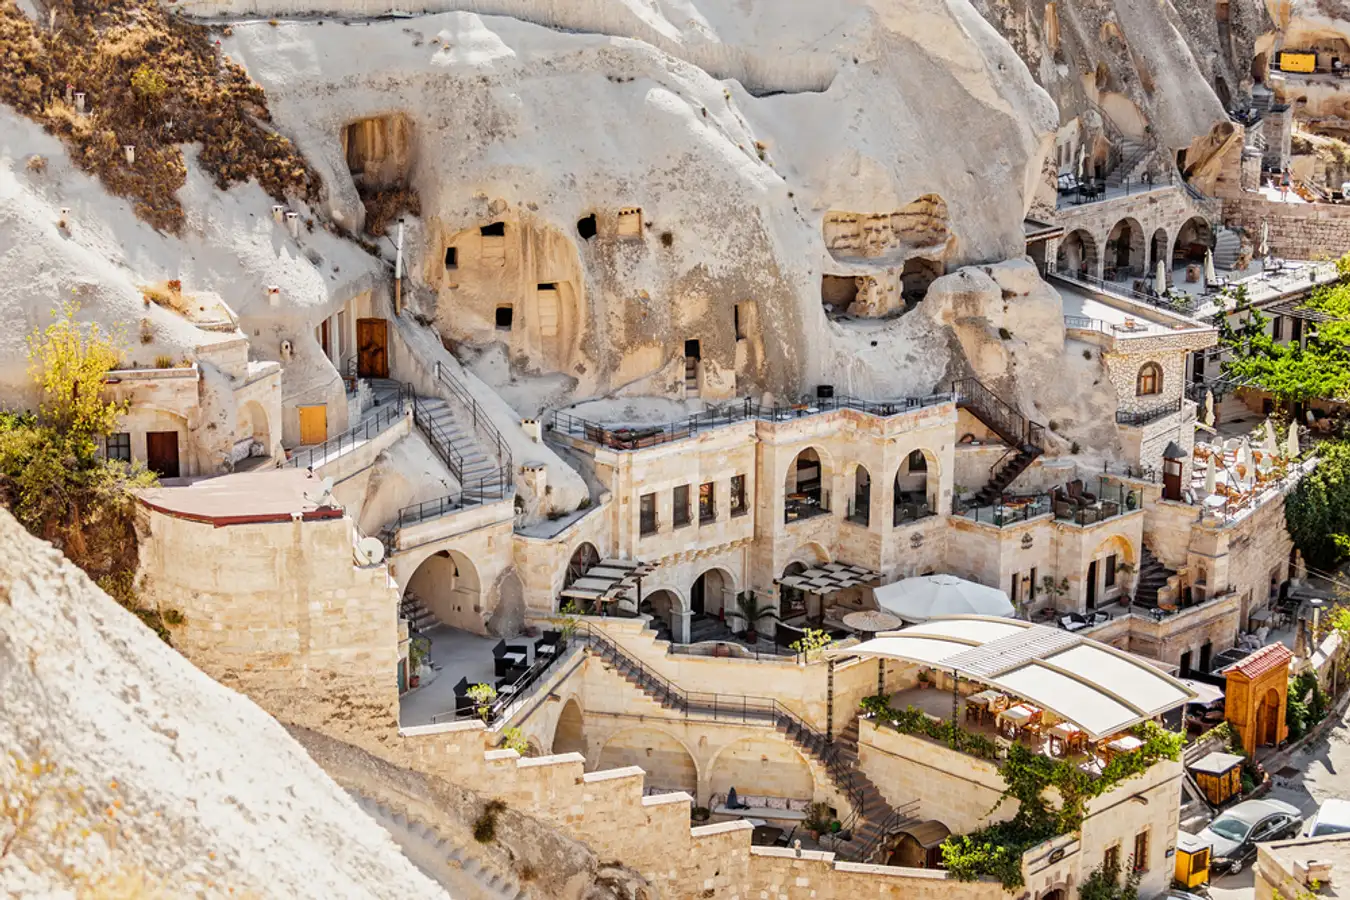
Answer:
[
  {"xmin": 1285, "ymin": 439, "xmax": 1350, "ymax": 569},
  {"xmin": 26, "ymin": 300, "xmax": 126, "ymax": 458},
  {"xmin": 733, "ymin": 592, "xmax": 779, "ymax": 642}
]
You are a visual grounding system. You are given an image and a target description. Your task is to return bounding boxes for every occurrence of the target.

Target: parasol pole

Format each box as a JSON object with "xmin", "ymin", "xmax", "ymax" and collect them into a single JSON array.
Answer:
[{"xmin": 951, "ymin": 668, "xmax": 960, "ymax": 748}]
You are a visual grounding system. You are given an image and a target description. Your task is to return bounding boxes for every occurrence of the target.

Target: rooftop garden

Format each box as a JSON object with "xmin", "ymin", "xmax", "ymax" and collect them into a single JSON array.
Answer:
[{"xmin": 859, "ymin": 695, "xmax": 1184, "ymax": 890}]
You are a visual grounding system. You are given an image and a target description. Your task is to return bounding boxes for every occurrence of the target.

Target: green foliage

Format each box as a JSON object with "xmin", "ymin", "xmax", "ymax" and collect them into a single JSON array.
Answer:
[
  {"xmin": 408, "ymin": 635, "xmax": 431, "ymax": 673},
  {"xmin": 734, "ymin": 592, "xmax": 779, "ymax": 632},
  {"xmin": 557, "ymin": 600, "xmax": 582, "ymax": 639},
  {"xmin": 1285, "ymin": 439, "xmax": 1350, "ymax": 568},
  {"xmin": 26, "ymin": 301, "xmax": 127, "ymax": 458},
  {"xmin": 860, "ymin": 696, "xmax": 1002, "ymax": 761},
  {"xmin": 129, "ymin": 64, "xmax": 167, "ymax": 102},
  {"xmin": 803, "ymin": 801, "xmax": 833, "ymax": 833},
  {"xmin": 1215, "ymin": 264, "xmax": 1350, "ymax": 407},
  {"xmin": 467, "ymin": 683, "xmax": 497, "ymax": 721},
  {"xmin": 1287, "ymin": 670, "xmax": 1329, "ymax": 740},
  {"xmin": 1078, "ymin": 858, "xmax": 1141, "ymax": 900},
  {"xmin": 500, "ymin": 726, "xmax": 529, "ymax": 756},
  {"xmin": 790, "ymin": 627, "xmax": 834, "ymax": 659},
  {"xmin": 473, "ymin": 799, "xmax": 507, "ymax": 843}
]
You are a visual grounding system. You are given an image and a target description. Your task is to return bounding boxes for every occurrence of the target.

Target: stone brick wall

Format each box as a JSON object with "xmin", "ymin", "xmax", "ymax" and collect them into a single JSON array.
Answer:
[
  {"xmin": 1223, "ymin": 196, "xmax": 1350, "ymax": 259},
  {"xmin": 1049, "ymin": 186, "xmax": 1217, "ymax": 281}
]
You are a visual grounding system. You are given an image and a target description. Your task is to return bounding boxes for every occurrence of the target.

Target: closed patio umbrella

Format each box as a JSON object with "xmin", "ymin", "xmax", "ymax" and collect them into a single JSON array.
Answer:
[
  {"xmin": 1286, "ymin": 420, "xmax": 1300, "ymax": 459},
  {"xmin": 1260, "ymin": 221, "xmax": 1270, "ymax": 259},
  {"xmin": 873, "ymin": 574, "xmax": 1013, "ymax": 623},
  {"xmin": 1204, "ymin": 249, "xmax": 1218, "ymax": 285},
  {"xmin": 1204, "ymin": 389, "xmax": 1216, "ymax": 427},
  {"xmin": 1204, "ymin": 461, "xmax": 1217, "ymax": 496},
  {"xmin": 1155, "ymin": 258, "xmax": 1167, "ymax": 295}
]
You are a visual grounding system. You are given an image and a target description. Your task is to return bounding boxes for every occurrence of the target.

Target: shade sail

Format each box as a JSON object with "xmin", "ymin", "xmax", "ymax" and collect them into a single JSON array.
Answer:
[
  {"xmin": 778, "ymin": 562, "xmax": 879, "ymax": 592},
  {"xmin": 830, "ymin": 615, "xmax": 1196, "ymax": 740},
  {"xmin": 873, "ymin": 574, "xmax": 1013, "ymax": 622}
]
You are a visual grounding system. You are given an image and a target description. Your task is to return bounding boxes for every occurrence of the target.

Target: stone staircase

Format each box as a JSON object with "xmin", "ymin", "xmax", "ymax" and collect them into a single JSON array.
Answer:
[
  {"xmin": 400, "ymin": 589, "xmax": 437, "ymax": 634},
  {"xmin": 351, "ymin": 792, "xmax": 528, "ymax": 899},
  {"xmin": 1134, "ymin": 547, "xmax": 1176, "ymax": 609},
  {"xmin": 580, "ymin": 625, "xmax": 913, "ymax": 864},
  {"xmin": 1105, "ymin": 137, "xmax": 1153, "ymax": 188},
  {"xmin": 1214, "ymin": 228, "xmax": 1243, "ymax": 270},
  {"xmin": 684, "ymin": 356, "xmax": 700, "ymax": 398},
  {"xmin": 952, "ymin": 378, "xmax": 1045, "ymax": 507}
]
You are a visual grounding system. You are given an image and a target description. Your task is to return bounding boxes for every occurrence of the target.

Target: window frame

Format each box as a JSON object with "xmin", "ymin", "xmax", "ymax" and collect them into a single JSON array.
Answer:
[
  {"xmin": 673, "ymin": 484, "xmax": 692, "ymax": 528},
  {"xmin": 730, "ymin": 474, "xmax": 748, "ymax": 517},
  {"xmin": 698, "ymin": 481, "xmax": 716, "ymax": 524},
  {"xmin": 105, "ymin": 432, "xmax": 132, "ymax": 462},
  {"xmin": 1136, "ymin": 362, "xmax": 1162, "ymax": 396},
  {"xmin": 639, "ymin": 492, "xmax": 659, "ymax": 536},
  {"xmin": 1132, "ymin": 829, "xmax": 1150, "ymax": 873}
]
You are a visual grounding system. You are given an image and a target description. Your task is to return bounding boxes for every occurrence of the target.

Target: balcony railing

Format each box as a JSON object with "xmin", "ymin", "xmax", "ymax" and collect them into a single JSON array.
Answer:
[
  {"xmin": 1052, "ymin": 478, "xmax": 1139, "ymax": 526},
  {"xmin": 956, "ymin": 494, "xmax": 1053, "ymax": 527},
  {"xmin": 893, "ymin": 499, "xmax": 935, "ymax": 526},
  {"xmin": 1116, "ymin": 397, "xmax": 1184, "ymax": 426},
  {"xmin": 1049, "ymin": 270, "xmax": 1200, "ymax": 316},
  {"xmin": 785, "ymin": 497, "xmax": 830, "ymax": 523},
  {"xmin": 286, "ymin": 392, "xmax": 406, "ymax": 470}
]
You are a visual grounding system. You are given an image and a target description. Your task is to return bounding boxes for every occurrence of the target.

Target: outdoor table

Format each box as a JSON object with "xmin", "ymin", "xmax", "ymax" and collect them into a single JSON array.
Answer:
[
  {"xmin": 1104, "ymin": 734, "xmax": 1143, "ymax": 762},
  {"xmin": 536, "ymin": 643, "xmax": 557, "ymax": 657},
  {"xmin": 997, "ymin": 704, "xmax": 1041, "ymax": 738},
  {"xmin": 966, "ymin": 689, "xmax": 1006, "ymax": 725},
  {"xmin": 497, "ymin": 683, "xmax": 518, "ymax": 696},
  {"xmin": 503, "ymin": 651, "xmax": 527, "ymax": 666},
  {"xmin": 1049, "ymin": 722, "xmax": 1084, "ymax": 756}
]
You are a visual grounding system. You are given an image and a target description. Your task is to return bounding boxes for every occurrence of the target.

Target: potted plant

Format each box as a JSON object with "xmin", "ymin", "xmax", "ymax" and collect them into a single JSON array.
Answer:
[
  {"xmin": 407, "ymin": 635, "xmax": 431, "ymax": 690},
  {"xmin": 734, "ymin": 592, "xmax": 780, "ymax": 643},
  {"xmin": 803, "ymin": 802, "xmax": 832, "ymax": 840},
  {"xmin": 691, "ymin": 806, "xmax": 711, "ymax": 824},
  {"xmin": 917, "ymin": 669, "xmax": 932, "ymax": 689}
]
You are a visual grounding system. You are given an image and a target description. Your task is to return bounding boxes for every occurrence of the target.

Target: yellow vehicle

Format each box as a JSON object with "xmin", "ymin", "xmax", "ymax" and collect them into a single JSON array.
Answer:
[
  {"xmin": 1279, "ymin": 51, "xmax": 1317, "ymax": 74},
  {"xmin": 1175, "ymin": 832, "xmax": 1212, "ymax": 890}
]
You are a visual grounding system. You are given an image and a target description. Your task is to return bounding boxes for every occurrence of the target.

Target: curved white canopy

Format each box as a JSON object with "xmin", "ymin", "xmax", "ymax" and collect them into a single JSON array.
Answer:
[
  {"xmin": 828, "ymin": 615, "xmax": 1196, "ymax": 740},
  {"xmin": 873, "ymin": 574, "xmax": 1014, "ymax": 622}
]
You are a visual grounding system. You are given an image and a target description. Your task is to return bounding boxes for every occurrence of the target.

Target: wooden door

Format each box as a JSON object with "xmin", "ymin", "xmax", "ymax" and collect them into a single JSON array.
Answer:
[
  {"xmin": 298, "ymin": 405, "xmax": 328, "ymax": 445},
  {"xmin": 356, "ymin": 318, "xmax": 389, "ymax": 378},
  {"xmin": 1086, "ymin": 560, "xmax": 1098, "ymax": 609},
  {"xmin": 146, "ymin": 431, "xmax": 180, "ymax": 478}
]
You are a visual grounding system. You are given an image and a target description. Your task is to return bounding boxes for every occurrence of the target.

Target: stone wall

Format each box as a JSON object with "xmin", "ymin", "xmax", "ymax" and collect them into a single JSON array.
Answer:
[
  {"xmin": 1049, "ymin": 186, "xmax": 1217, "ymax": 281},
  {"xmin": 1223, "ymin": 195, "xmax": 1350, "ymax": 259}
]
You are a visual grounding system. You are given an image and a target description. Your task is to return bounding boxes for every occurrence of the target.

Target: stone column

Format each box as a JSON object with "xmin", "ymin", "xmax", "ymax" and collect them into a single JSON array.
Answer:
[{"xmin": 674, "ymin": 609, "xmax": 692, "ymax": 644}]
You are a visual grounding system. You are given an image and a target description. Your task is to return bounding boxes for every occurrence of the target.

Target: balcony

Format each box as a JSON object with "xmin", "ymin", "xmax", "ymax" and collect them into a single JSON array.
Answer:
[
  {"xmin": 785, "ymin": 496, "xmax": 830, "ymax": 524},
  {"xmin": 1051, "ymin": 478, "xmax": 1139, "ymax": 527},
  {"xmin": 893, "ymin": 493, "xmax": 935, "ymax": 527},
  {"xmin": 956, "ymin": 493, "xmax": 1052, "ymax": 527},
  {"xmin": 1116, "ymin": 397, "xmax": 1184, "ymax": 427}
]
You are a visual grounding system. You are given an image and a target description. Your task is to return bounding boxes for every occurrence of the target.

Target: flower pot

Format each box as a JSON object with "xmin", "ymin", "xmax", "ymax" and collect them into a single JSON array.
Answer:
[{"xmin": 409, "ymin": 674, "xmax": 420, "ymax": 689}]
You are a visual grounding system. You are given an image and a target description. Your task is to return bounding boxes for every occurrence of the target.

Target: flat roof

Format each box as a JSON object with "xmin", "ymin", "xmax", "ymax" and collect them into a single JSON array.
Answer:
[
  {"xmin": 138, "ymin": 469, "xmax": 344, "ymax": 526},
  {"xmin": 1262, "ymin": 833, "xmax": 1350, "ymax": 899},
  {"xmin": 829, "ymin": 615, "xmax": 1195, "ymax": 740}
]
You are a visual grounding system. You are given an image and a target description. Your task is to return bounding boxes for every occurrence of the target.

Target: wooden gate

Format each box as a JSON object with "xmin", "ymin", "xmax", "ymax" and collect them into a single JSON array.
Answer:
[{"xmin": 357, "ymin": 318, "xmax": 389, "ymax": 378}]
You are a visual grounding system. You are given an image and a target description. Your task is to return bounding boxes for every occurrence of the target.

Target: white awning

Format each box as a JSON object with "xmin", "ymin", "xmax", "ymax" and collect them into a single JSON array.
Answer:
[
  {"xmin": 778, "ymin": 562, "xmax": 879, "ymax": 592},
  {"xmin": 561, "ymin": 558, "xmax": 657, "ymax": 604},
  {"xmin": 828, "ymin": 615, "xmax": 1196, "ymax": 740}
]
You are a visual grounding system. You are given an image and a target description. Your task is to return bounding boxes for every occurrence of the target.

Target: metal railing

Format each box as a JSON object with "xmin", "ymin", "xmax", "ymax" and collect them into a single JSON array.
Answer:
[
  {"xmin": 285, "ymin": 390, "xmax": 407, "ymax": 470},
  {"xmin": 431, "ymin": 634, "xmax": 580, "ymax": 726},
  {"xmin": 575, "ymin": 624, "xmax": 868, "ymax": 829},
  {"xmin": 950, "ymin": 377, "xmax": 1045, "ymax": 451},
  {"xmin": 1063, "ymin": 315, "xmax": 1153, "ymax": 336},
  {"xmin": 1051, "ymin": 477, "xmax": 1139, "ymax": 526},
  {"xmin": 433, "ymin": 360, "xmax": 513, "ymax": 481},
  {"xmin": 853, "ymin": 800, "xmax": 922, "ymax": 865},
  {"xmin": 549, "ymin": 392, "xmax": 954, "ymax": 453},
  {"xmin": 1049, "ymin": 270, "xmax": 1200, "ymax": 316},
  {"xmin": 1116, "ymin": 397, "xmax": 1184, "ymax": 426},
  {"xmin": 956, "ymin": 494, "xmax": 1053, "ymax": 526}
]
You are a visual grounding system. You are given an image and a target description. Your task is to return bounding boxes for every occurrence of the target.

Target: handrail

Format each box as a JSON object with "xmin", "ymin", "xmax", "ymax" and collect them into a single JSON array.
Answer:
[
  {"xmin": 285, "ymin": 387, "xmax": 408, "ymax": 470},
  {"xmin": 950, "ymin": 377, "xmax": 1045, "ymax": 451},
  {"xmin": 1049, "ymin": 270, "xmax": 1200, "ymax": 316},
  {"xmin": 1115, "ymin": 397, "xmax": 1184, "ymax": 426},
  {"xmin": 434, "ymin": 361, "xmax": 513, "ymax": 481},
  {"xmin": 853, "ymin": 799, "xmax": 922, "ymax": 865},
  {"xmin": 573, "ymin": 624, "xmax": 868, "ymax": 833}
]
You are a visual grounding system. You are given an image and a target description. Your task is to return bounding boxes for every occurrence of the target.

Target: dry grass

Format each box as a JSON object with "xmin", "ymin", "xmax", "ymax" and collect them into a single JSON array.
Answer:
[
  {"xmin": 0, "ymin": 0, "xmax": 320, "ymax": 233},
  {"xmin": 358, "ymin": 184, "xmax": 420, "ymax": 237}
]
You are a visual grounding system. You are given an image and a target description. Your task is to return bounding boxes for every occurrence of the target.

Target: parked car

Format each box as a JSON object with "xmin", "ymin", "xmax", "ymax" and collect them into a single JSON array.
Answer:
[
  {"xmin": 1304, "ymin": 798, "xmax": 1350, "ymax": 838},
  {"xmin": 1194, "ymin": 799, "xmax": 1304, "ymax": 875}
]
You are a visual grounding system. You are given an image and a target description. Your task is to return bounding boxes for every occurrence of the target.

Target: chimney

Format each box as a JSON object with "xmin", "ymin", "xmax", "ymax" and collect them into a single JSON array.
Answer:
[
  {"xmin": 271, "ymin": 204, "xmax": 286, "ymax": 224},
  {"xmin": 285, "ymin": 211, "xmax": 300, "ymax": 238},
  {"xmin": 124, "ymin": 145, "xmax": 135, "ymax": 165},
  {"xmin": 74, "ymin": 92, "xmax": 85, "ymax": 114},
  {"xmin": 521, "ymin": 418, "xmax": 542, "ymax": 442},
  {"xmin": 266, "ymin": 285, "xmax": 281, "ymax": 307}
]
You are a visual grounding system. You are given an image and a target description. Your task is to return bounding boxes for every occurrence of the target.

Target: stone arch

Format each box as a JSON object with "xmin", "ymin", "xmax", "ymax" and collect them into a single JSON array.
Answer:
[
  {"xmin": 785, "ymin": 542, "xmax": 831, "ymax": 571},
  {"xmin": 236, "ymin": 399, "xmax": 272, "ymax": 460},
  {"xmin": 1105, "ymin": 216, "xmax": 1146, "ymax": 277},
  {"xmin": 894, "ymin": 448, "xmax": 939, "ymax": 526},
  {"xmin": 1056, "ymin": 229, "xmax": 1098, "ymax": 277},
  {"xmin": 597, "ymin": 726, "xmax": 699, "ymax": 795},
  {"xmin": 850, "ymin": 463, "xmax": 873, "ymax": 526},
  {"xmin": 1148, "ymin": 227, "xmax": 1169, "ymax": 271},
  {"xmin": 552, "ymin": 697, "xmax": 586, "ymax": 756},
  {"xmin": 404, "ymin": 549, "xmax": 482, "ymax": 632},
  {"xmin": 884, "ymin": 820, "xmax": 952, "ymax": 869},
  {"xmin": 707, "ymin": 735, "xmax": 817, "ymax": 802},
  {"xmin": 1091, "ymin": 533, "xmax": 1137, "ymax": 602},
  {"xmin": 691, "ymin": 566, "xmax": 737, "ymax": 618},
  {"xmin": 1173, "ymin": 217, "xmax": 1213, "ymax": 264},
  {"xmin": 1137, "ymin": 361, "xmax": 1163, "ymax": 396},
  {"xmin": 565, "ymin": 541, "xmax": 600, "ymax": 590},
  {"xmin": 784, "ymin": 446, "xmax": 834, "ymax": 522},
  {"xmin": 640, "ymin": 587, "xmax": 685, "ymax": 640}
]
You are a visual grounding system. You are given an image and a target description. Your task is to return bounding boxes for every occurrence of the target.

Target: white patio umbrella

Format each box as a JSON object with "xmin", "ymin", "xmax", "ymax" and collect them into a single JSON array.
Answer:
[
  {"xmin": 1262, "ymin": 418, "xmax": 1280, "ymax": 456},
  {"xmin": 874, "ymin": 574, "xmax": 1013, "ymax": 623},
  {"xmin": 1179, "ymin": 679, "xmax": 1225, "ymax": 705},
  {"xmin": 1204, "ymin": 389, "xmax": 1216, "ymax": 427},
  {"xmin": 1204, "ymin": 249, "xmax": 1218, "ymax": 284},
  {"xmin": 1286, "ymin": 420, "xmax": 1300, "ymax": 459},
  {"xmin": 1235, "ymin": 440, "xmax": 1250, "ymax": 471},
  {"xmin": 1204, "ymin": 460, "xmax": 1217, "ymax": 495},
  {"xmin": 1154, "ymin": 258, "xmax": 1167, "ymax": 295},
  {"xmin": 1077, "ymin": 144, "xmax": 1087, "ymax": 181}
]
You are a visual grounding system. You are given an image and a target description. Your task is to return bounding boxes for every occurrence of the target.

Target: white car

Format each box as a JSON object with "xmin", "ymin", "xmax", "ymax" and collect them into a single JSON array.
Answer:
[{"xmin": 1305, "ymin": 798, "xmax": 1350, "ymax": 838}]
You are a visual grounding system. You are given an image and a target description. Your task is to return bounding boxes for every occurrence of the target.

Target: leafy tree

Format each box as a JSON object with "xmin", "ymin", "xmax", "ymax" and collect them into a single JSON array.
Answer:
[
  {"xmin": 1078, "ymin": 857, "xmax": 1141, "ymax": 900},
  {"xmin": 1285, "ymin": 439, "xmax": 1350, "ymax": 569}
]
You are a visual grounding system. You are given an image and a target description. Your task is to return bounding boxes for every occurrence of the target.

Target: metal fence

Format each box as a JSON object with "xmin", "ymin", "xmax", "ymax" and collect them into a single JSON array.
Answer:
[{"xmin": 285, "ymin": 397, "xmax": 406, "ymax": 470}]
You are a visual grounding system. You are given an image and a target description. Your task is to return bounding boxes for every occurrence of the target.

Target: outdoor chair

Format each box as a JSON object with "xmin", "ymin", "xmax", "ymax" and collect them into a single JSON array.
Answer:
[
  {"xmin": 1065, "ymin": 479, "xmax": 1096, "ymax": 506},
  {"xmin": 1059, "ymin": 615, "xmax": 1088, "ymax": 633},
  {"xmin": 452, "ymin": 677, "xmax": 473, "ymax": 718}
]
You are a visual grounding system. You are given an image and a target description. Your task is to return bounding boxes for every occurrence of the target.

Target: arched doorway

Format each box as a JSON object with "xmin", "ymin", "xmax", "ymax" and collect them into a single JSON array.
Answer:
[
  {"xmin": 779, "ymin": 561, "xmax": 808, "ymax": 621},
  {"xmin": 640, "ymin": 589, "xmax": 681, "ymax": 641},
  {"xmin": 405, "ymin": 549, "xmax": 482, "ymax": 632},
  {"xmin": 238, "ymin": 400, "xmax": 272, "ymax": 459},
  {"xmin": 597, "ymin": 728, "xmax": 698, "ymax": 795},
  {"xmin": 895, "ymin": 449, "xmax": 936, "ymax": 526},
  {"xmin": 785, "ymin": 447, "xmax": 830, "ymax": 522},
  {"xmin": 1056, "ymin": 229, "xmax": 1098, "ymax": 278},
  {"xmin": 553, "ymin": 698, "xmax": 586, "ymax": 756},
  {"xmin": 884, "ymin": 820, "xmax": 951, "ymax": 869},
  {"xmin": 691, "ymin": 568, "xmax": 732, "ymax": 619},
  {"xmin": 1148, "ymin": 228, "xmax": 1169, "ymax": 271},
  {"xmin": 565, "ymin": 542, "xmax": 600, "ymax": 590},
  {"xmin": 1173, "ymin": 217, "xmax": 1213, "ymax": 264},
  {"xmin": 708, "ymin": 736, "xmax": 815, "ymax": 802},
  {"xmin": 1258, "ymin": 687, "xmax": 1282, "ymax": 746},
  {"xmin": 850, "ymin": 464, "xmax": 872, "ymax": 526},
  {"xmin": 1105, "ymin": 217, "xmax": 1145, "ymax": 279}
]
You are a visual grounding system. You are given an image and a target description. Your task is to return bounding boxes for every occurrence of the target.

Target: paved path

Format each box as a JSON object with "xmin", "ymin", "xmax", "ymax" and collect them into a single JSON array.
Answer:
[{"xmin": 1209, "ymin": 700, "xmax": 1350, "ymax": 900}]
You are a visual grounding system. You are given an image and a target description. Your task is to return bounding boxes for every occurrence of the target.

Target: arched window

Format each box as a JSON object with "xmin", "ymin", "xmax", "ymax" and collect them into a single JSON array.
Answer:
[
  {"xmin": 1136, "ymin": 363, "xmax": 1162, "ymax": 396},
  {"xmin": 907, "ymin": 449, "xmax": 927, "ymax": 472}
]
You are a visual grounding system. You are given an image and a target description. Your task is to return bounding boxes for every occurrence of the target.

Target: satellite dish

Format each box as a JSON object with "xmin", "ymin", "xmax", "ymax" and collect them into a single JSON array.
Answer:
[
  {"xmin": 304, "ymin": 476, "xmax": 336, "ymax": 508},
  {"xmin": 355, "ymin": 537, "xmax": 385, "ymax": 566}
]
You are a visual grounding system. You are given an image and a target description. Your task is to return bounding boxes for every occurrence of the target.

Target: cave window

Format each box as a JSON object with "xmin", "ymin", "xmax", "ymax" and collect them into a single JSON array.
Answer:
[
  {"xmin": 734, "ymin": 303, "xmax": 746, "ymax": 341},
  {"xmin": 537, "ymin": 282, "xmax": 557, "ymax": 291},
  {"xmin": 444, "ymin": 247, "xmax": 458, "ymax": 269},
  {"xmin": 577, "ymin": 214, "xmax": 597, "ymax": 240},
  {"xmin": 685, "ymin": 339, "xmax": 701, "ymax": 360},
  {"xmin": 495, "ymin": 306, "xmax": 514, "ymax": 330},
  {"xmin": 617, "ymin": 207, "xmax": 643, "ymax": 238},
  {"xmin": 480, "ymin": 222, "xmax": 506, "ymax": 237},
  {"xmin": 821, "ymin": 274, "xmax": 859, "ymax": 311}
]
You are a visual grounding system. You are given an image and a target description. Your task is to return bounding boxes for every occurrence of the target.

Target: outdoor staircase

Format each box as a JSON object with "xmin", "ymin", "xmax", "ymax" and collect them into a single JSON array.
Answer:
[
  {"xmin": 579, "ymin": 625, "xmax": 915, "ymax": 863},
  {"xmin": 952, "ymin": 378, "xmax": 1046, "ymax": 506},
  {"xmin": 1105, "ymin": 137, "xmax": 1153, "ymax": 188},
  {"xmin": 684, "ymin": 356, "xmax": 700, "ymax": 398},
  {"xmin": 1134, "ymin": 547, "xmax": 1176, "ymax": 609},
  {"xmin": 400, "ymin": 589, "xmax": 437, "ymax": 634},
  {"xmin": 351, "ymin": 792, "xmax": 528, "ymax": 899},
  {"xmin": 1214, "ymin": 228, "xmax": 1243, "ymax": 270}
]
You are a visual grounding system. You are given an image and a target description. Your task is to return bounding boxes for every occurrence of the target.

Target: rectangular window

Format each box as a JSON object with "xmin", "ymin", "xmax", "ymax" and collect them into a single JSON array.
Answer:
[
  {"xmin": 1105, "ymin": 554, "xmax": 1117, "ymax": 588},
  {"xmin": 444, "ymin": 246, "xmax": 458, "ymax": 269},
  {"xmin": 1132, "ymin": 830, "xmax": 1149, "ymax": 872},
  {"xmin": 336, "ymin": 309, "xmax": 348, "ymax": 358},
  {"xmin": 734, "ymin": 303, "xmax": 745, "ymax": 341},
  {"xmin": 495, "ymin": 306, "xmax": 514, "ymax": 330},
  {"xmin": 731, "ymin": 474, "xmax": 747, "ymax": 516},
  {"xmin": 1104, "ymin": 844, "xmax": 1121, "ymax": 873},
  {"xmin": 639, "ymin": 493, "xmax": 658, "ymax": 536},
  {"xmin": 673, "ymin": 485, "xmax": 691, "ymax": 527},
  {"xmin": 1293, "ymin": 318, "xmax": 1304, "ymax": 343},
  {"xmin": 106, "ymin": 432, "xmax": 131, "ymax": 462},
  {"xmin": 699, "ymin": 481, "xmax": 716, "ymax": 524},
  {"xmin": 480, "ymin": 222, "xmax": 505, "ymax": 237},
  {"xmin": 1272, "ymin": 315, "xmax": 1283, "ymax": 341},
  {"xmin": 317, "ymin": 319, "xmax": 331, "ymax": 359}
]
